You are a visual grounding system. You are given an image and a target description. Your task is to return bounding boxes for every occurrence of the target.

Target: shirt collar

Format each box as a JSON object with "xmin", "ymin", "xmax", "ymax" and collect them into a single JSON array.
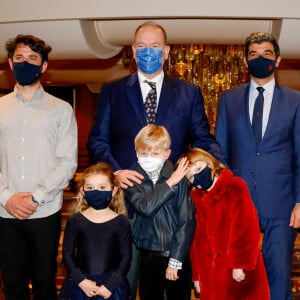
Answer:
[
  {"xmin": 250, "ymin": 78, "xmax": 275, "ymax": 95},
  {"xmin": 137, "ymin": 70, "xmax": 164, "ymax": 86},
  {"xmin": 14, "ymin": 85, "xmax": 44, "ymax": 103}
]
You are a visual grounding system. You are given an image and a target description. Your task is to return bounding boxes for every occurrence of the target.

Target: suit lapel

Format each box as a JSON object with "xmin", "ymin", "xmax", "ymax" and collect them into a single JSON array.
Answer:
[
  {"xmin": 156, "ymin": 76, "xmax": 175, "ymax": 124},
  {"xmin": 240, "ymin": 84, "xmax": 258, "ymax": 144},
  {"xmin": 126, "ymin": 73, "xmax": 147, "ymax": 126},
  {"xmin": 263, "ymin": 84, "xmax": 281, "ymax": 139},
  {"xmin": 243, "ymin": 84, "xmax": 252, "ymax": 128}
]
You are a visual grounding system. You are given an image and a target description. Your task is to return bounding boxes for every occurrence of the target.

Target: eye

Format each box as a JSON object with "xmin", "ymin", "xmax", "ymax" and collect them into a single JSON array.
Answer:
[
  {"xmin": 85, "ymin": 185, "xmax": 94, "ymax": 191},
  {"xmin": 98, "ymin": 185, "xmax": 107, "ymax": 190},
  {"xmin": 248, "ymin": 53, "xmax": 258, "ymax": 59},
  {"xmin": 187, "ymin": 175, "xmax": 194, "ymax": 182},
  {"xmin": 139, "ymin": 152, "xmax": 148, "ymax": 157},
  {"xmin": 14, "ymin": 55, "xmax": 24, "ymax": 62}
]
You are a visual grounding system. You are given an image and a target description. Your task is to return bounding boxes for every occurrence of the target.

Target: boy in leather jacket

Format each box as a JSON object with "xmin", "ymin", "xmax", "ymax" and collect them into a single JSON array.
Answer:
[{"xmin": 124, "ymin": 124, "xmax": 195, "ymax": 300}]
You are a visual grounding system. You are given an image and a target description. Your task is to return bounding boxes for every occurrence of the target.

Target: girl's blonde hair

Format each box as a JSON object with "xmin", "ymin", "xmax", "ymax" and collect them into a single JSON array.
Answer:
[
  {"xmin": 184, "ymin": 147, "xmax": 226, "ymax": 178},
  {"xmin": 76, "ymin": 162, "xmax": 127, "ymax": 216}
]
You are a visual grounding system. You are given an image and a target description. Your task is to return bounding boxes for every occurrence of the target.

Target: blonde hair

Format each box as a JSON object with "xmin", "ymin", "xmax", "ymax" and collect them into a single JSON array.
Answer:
[
  {"xmin": 135, "ymin": 124, "xmax": 171, "ymax": 152},
  {"xmin": 76, "ymin": 162, "xmax": 127, "ymax": 216},
  {"xmin": 184, "ymin": 148, "xmax": 226, "ymax": 178}
]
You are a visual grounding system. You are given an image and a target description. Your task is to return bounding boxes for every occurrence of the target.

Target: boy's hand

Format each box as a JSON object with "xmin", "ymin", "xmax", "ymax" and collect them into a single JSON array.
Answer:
[
  {"xmin": 166, "ymin": 157, "xmax": 189, "ymax": 187},
  {"xmin": 165, "ymin": 266, "xmax": 179, "ymax": 281}
]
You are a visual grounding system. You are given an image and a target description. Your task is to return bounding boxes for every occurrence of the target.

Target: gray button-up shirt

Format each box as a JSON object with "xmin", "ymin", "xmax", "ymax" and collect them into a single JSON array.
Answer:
[{"xmin": 0, "ymin": 86, "xmax": 78, "ymax": 218}]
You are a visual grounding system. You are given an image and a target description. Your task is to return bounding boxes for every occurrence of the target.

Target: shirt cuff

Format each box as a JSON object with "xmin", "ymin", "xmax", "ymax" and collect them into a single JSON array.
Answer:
[{"xmin": 168, "ymin": 257, "xmax": 183, "ymax": 270}]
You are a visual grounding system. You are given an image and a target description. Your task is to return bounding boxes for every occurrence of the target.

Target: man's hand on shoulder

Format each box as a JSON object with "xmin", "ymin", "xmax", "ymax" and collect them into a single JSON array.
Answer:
[
  {"xmin": 5, "ymin": 192, "xmax": 37, "ymax": 220},
  {"xmin": 115, "ymin": 169, "xmax": 144, "ymax": 189}
]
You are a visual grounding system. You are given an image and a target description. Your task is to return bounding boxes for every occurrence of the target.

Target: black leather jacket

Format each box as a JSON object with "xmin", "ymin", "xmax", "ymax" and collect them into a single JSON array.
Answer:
[{"xmin": 125, "ymin": 160, "xmax": 196, "ymax": 262}]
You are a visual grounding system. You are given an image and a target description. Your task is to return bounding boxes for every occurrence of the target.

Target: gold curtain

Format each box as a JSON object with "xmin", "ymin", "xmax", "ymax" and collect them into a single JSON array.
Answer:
[{"xmin": 122, "ymin": 44, "xmax": 249, "ymax": 132}]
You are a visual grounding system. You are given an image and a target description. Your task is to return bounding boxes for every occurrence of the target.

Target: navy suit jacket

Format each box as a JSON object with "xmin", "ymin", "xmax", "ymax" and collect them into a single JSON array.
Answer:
[
  {"xmin": 88, "ymin": 72, "xmax": 223, "ymax": 170},
  {"xmin": 215, "ymin": 83, "xmax": 300, "ymax": 218}
]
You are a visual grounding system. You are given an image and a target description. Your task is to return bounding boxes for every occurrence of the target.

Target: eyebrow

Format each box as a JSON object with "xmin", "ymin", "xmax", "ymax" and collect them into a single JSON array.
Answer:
[{"xmin": 248, "ymin": 49, "xmax": 274, "ymax": 55}]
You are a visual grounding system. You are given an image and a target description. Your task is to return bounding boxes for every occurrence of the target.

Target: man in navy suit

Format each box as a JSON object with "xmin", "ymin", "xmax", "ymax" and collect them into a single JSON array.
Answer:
[
  {"xmin": 88, "ymin": 21, "xmax": 223, "ymax": 300},
  {"xmin": 215, "ymin": 32, "xmax": 300, "ymax": 300}
]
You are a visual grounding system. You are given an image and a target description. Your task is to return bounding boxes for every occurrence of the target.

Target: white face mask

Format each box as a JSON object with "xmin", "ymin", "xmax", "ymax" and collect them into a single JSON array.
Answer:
[{"xmin": 138, "ymin": 156, "xmax": 165, "ymax": 173}]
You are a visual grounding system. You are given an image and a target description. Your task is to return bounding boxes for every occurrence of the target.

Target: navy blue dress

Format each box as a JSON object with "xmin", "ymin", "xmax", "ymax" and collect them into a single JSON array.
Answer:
[{"xmin": 59, "ymin": 213, "xmax": 132, "ymax": 300}]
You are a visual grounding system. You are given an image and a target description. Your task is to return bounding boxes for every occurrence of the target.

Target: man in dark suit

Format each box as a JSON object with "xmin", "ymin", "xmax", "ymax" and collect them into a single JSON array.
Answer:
[
  {"xmin": 215, "ymin": 32, "xmax": 300, "ymax": 300},
  {"xmin": 87, "ymin": 21, "xmax": 223, "ymax": 300}
]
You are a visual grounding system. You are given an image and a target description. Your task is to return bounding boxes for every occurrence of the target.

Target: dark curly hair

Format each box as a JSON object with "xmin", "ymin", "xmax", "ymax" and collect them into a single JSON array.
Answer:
[{"xmin": 5, "ymin": 34, "xmax": 52, "ymax": 63}]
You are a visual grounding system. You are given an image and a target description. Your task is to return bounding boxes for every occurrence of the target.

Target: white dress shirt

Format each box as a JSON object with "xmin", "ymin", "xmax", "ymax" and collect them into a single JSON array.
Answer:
[
  {"xmin": 249, "ymin": 79, "xmax": 275, "ymax": 138},
  {"xmin": 137, "ymin": 70, "xmax": 164, "ymax": 110},
  {"xmin": 0, "ymin": 86, "xmax": 78, "ymax": 218}
]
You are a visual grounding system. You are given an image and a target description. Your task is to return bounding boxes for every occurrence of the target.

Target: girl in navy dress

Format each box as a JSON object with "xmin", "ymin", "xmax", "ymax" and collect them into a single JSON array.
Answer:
[{"xmin": 60, "ymin": 162, "xmax": 132, "ymax": 300}]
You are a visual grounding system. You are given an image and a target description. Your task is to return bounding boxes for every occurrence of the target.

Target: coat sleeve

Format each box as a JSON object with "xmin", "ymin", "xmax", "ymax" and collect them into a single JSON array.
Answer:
[
  {"xmin": 170, "ymin": 179, "xmax": 196, "ymax": 261},
  {"xmin": 124, "ymin": 181, "xmax": 175, "ymax": 217},
  {"xmin": 190, "ymin": 86, "xmax": 225, "ymax": 164},
  {"xmin": 292, "ymin": 96, "xmax": 300, "ymax": 205},
  {"xmin": 215, "ymin": 92, "xmax": 229, "ymax": 164},
  {"xmin": 227, "ymin": 178, "xmax": 261, "ymax": 270},
  {"xmin": 190, "ymin": 222, "xmax": 201, "ymax": 281},
  {"xmin": 62, "ymin": 216, "xmax": 86, "ymax": 285},
  {"xmin": 87, "ymin": 84, "xmax": 121, "ymax": 171}
]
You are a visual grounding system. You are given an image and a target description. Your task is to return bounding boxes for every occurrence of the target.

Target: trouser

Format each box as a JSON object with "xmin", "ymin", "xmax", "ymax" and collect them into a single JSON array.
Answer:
[
  {"xmin": 0, "ymin": 211, "xmax": 61, "ymax": 300},
  {"xmin": 260, "ymin": 216, "xmax": 297, "ymax": 300},
  {"xmin": 126, "ymin": 221, "xmax": 139, "ymax": 300},
  {"xmin": 138, "ymin": 250, "xmax": 192, "ymax": 300}
]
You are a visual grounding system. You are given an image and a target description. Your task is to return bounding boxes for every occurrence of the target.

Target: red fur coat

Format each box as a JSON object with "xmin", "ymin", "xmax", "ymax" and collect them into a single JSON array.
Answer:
[{"xmin": 190, "ymin": 169, "xmax": 270, "ymax": 300}]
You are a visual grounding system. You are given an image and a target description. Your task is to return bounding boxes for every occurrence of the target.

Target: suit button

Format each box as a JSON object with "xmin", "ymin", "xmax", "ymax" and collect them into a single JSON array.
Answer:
[
  {"xmin": 256, "ymin": 152, "xmax": 261, "ymax": 156},
  {"xmin": 251, "ymin": 171, "xmax": 255, "ymax": 176}
]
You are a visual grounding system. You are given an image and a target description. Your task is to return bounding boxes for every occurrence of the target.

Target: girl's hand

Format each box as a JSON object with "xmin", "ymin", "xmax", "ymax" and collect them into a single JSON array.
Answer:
[
  {"xmin": 78, "ymin": 279, "xmax": 98, "ymax": 297},
  {"xmin": 193, "ymin": 281, "xmax": 200, "ymax": 298},
  {"xmin": 96, "ymin": 285, "xmax": 112, "ymax": 299},
  {"xmin": 194, "ymin": 280, "xmax": 200, "ymax": 293},
  {"xmin": 232, "ymin": 268, "xmax": 245, "ymax": 282}
]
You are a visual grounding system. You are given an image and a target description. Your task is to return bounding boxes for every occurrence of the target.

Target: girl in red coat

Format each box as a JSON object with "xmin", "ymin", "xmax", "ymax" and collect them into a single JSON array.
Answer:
[{"xmin": 184, "ymin": 148, "xmax": 270, "ymax": 300}]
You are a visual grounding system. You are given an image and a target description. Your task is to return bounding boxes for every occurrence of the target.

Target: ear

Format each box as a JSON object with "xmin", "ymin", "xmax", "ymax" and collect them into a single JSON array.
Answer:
[
  {"xmin": 275, "ymin": 56, "xmax": 281, "ymax": 68},
  {"xmin": 164, "ymin": 45, "xmax": 170, "ymax": 60},
  {"xmin": 132, "ymin": 45, "xmax": 137, "ymax": 60},
  {"xmin": 41, "ymin": 61, "xmax": 48, "ymax": 74},
  {"xmin": 165, "ymin": 149, "xmax": 171, "ymax": 159},
  {"xmin": 8, "ymin": 58, "xmax": 13, "ymax": 71},
  {"xmin": 79, "ymin": 187, "xmax": 85, "ymax": 197},
  {"xmin": 112, "ymin": 186, "xmax": 119, "ymax": 197},
  {"xmin": 243, "ymin": 56, "xmax": 248, "ymax": 67}
]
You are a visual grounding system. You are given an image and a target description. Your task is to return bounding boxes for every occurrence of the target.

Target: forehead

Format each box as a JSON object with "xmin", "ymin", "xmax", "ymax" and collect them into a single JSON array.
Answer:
[
  {"xmin": 84, "ymin": 174, "xmax": 110, "ymax": 185},
  {"xmin": 248, "ymin": 41, "xmax": 275, "ymax": 53},
  {"xmin": 134, "ymin": 25, "xmax": 165, "ymax": 44},
  {"xmin": 13, "ymin": 43, "xmax": 41, "ymax": 58},
  {"xmin": 138, "ymin": 146, "xmax": 165, "ymax": 152},
  {"xmin": 14, "ymin": 43, "xmax": 34, "ymax": 53},
  {"xmin": 189, "ymin": 160, "xmax": 206, "ymax": 168}
]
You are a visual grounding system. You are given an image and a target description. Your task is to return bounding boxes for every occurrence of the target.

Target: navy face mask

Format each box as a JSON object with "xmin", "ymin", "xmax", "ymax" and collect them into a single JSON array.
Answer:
[
  {"xmin": 192, "ymin": 166, "xmax": 213, "ymax": 190},
  {"xmin": 135, "ymin": 47, "xmax": 163, "ymax": 74},
  {"xmin": 13, "ymin": 61, "xmax": 42, "ymax": 86},
  {"xmin": 247, "ymin": 56, "xmax": 276, "ymax": 79},
  {"xmin": 84, "ymin": 190, "xmax": 112, "ymax": 210}
]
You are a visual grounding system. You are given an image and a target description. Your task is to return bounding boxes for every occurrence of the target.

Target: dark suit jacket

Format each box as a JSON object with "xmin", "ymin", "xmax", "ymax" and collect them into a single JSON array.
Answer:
[
  {"xmin": 88, "ymin": 72, "xmax": 223, "ymax": 170},
  {"xmin": 215, "ymin": 83, "xmax": 300, "ymax": 218}
]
